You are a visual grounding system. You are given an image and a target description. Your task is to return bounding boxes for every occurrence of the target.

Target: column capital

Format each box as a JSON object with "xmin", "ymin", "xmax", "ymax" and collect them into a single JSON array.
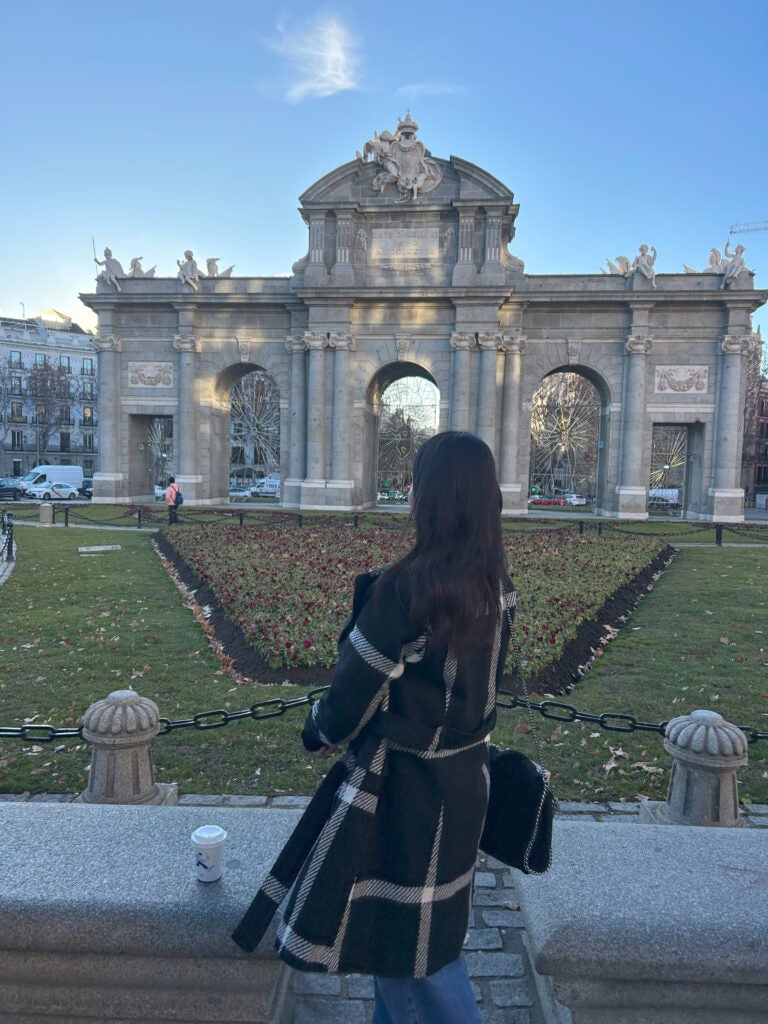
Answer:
[
  {"xmin": 173, "ymin": 334, "xmax": 198, "ymax": 353},
  {"xmin": 92, "ymin": 334, "xmax": 121, "ymax": 353},
  {"xmin": 626, "ymin": 335, "xmax": 653, "ymax": 354},
  {"xmin": 328, "ymin": 331, "xmax": 355, "ymax": 351},
  {"xmin": 477, "ymin": 331, "xmax": 504, "ymax": 351},
  {"xmin": 286, "ymin": 334, "xmax": 308, "ymax": 353},
  {"xmin": 450, "ymin": 331, "xmax": 476, "ymax": 351},
  {"xmin": 721, "ymin": 334, "xmax": 751, "ymax": 355},
  {"xmin": 304, "ymin": 331, "xmax": 329, "ymax": 350},
  {"xmin": 501, "ymin": 335, "xmax": 527, "ymax": 354}
]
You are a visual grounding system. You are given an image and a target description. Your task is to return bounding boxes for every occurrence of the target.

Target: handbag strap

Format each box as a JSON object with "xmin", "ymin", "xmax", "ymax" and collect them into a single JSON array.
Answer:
[{"xmin": 505, "ymin": 605, "xmax": 548, "ymax": 772}]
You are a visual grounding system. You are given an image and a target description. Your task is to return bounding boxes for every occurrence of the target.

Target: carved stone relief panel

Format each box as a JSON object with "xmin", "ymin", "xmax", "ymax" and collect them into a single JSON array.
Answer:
[
  {"xmin": 654, "ymin": 366, "xmax": 709, "ymax": 393},
  {"xmin": 128, "ymin": 362, "xmax": 174, "ymax": 388}
]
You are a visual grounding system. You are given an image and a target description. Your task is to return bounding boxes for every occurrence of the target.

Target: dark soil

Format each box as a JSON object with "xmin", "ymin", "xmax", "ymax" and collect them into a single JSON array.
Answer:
[{"xmin": 153, "ymin": 532, "xmax": 675, "ymax": 697}]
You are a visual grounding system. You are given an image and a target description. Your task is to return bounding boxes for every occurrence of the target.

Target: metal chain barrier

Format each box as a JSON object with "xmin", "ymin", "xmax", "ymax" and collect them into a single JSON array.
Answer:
[{"xmin": 1, "ymin": 686, "xmax": 766, "ymax": 745}]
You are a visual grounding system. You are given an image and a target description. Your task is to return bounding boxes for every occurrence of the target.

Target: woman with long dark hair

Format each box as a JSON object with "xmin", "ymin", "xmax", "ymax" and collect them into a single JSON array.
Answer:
[{"xmin": 233, "ymin": 431, "xmax": 515, "ymax": 1024}]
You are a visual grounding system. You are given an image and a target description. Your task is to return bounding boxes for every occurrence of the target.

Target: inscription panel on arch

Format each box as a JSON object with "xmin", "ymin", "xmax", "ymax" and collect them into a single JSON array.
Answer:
[
  {"xmin": 128, "ymin": 362, "xmax": 174, "ymax": 388},
  {"xmin": 370, "ymin": 227, "xmax": 440, "ymax": 265}
]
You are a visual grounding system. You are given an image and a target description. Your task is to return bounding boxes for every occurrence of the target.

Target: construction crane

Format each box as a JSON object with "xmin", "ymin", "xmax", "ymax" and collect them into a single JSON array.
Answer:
[{"xmin": 729, "ymin": 220, "xmax": 768, "ymax": 234}]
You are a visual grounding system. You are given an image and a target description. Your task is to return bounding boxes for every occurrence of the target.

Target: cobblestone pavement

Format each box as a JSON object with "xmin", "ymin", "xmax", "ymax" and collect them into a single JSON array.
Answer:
[{"xmin": 4, "ymin": 792, "xmax": 766, "ymax": 1024}]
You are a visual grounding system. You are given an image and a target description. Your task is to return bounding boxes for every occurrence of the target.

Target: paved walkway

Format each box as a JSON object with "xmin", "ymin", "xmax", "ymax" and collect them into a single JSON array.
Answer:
[{"xmin": 3, "ymin": 790, "xmax": 766, "ymax": 1024}]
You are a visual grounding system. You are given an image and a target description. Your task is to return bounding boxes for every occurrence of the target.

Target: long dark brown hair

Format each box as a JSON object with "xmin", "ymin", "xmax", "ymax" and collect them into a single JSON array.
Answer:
[{"xmin": 389, "ymin": 431, "xmax": 505, "ymax": 654}]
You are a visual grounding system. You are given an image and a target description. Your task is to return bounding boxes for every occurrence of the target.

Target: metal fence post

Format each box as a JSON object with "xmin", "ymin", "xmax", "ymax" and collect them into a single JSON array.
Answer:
[
  {"xmin": 716, "ymin": 523, "xmax": 723, "ymax": 546},
  {"xmin": 137, "ymin": 508, "xmax": 142, "ymax": 529}
]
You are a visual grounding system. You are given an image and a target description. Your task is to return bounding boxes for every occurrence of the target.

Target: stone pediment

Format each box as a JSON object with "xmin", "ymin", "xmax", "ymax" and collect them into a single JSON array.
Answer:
[{"xmin": 299, "ymin": 155, "xmax": 516, "ymax": 212}]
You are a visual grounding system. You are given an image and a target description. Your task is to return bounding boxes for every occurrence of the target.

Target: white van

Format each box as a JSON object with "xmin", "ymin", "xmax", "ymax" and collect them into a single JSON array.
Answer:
[{"xmin": 19, "ymin": 465, "xmax": 84, "ymax": 494}]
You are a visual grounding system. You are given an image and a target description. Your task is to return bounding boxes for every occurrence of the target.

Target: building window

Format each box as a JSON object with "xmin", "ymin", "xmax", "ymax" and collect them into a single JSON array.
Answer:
[
  {"xmin": 60, "ymin": 404, "xmax": 71, "ymax": 425},
  {"xmin": 10, "ymin": 375, "xmax": 22, "ymax": 395},
  {"xmin": 82, "ymin": 380, "xmax": 95, "ymax": 400},
  {"xmin": 82, "ymin": 405, "xmax": 94, "ymax": 426},
  {"xmin": 34, "ymin": 353, "xmax": 46, "ymax": 367},
  {"xmin": 83, "ymin": 434, "xmax": 95, "ymax": 452},
  {"xmin": 60, "ymin": 432, "xmax": 71, "ymax": 452},
  {"xmin": 9, "ymin": 351, "xmax": 21, "ymax": 368},
  {"xmin": 12, "ymin": 459, "xmax": 22, "ymax": 476},
  {"xmin": 35, "ymin": 403, "xmax": 46, "ymax": 425},
  {"xmin": 82, "ymin": 357, "xmax": 94, "ymax": 375},
  {"xmin": 11, "ymin": 431, "xmax": 23, "ymax": 451},
  {"xmin": 84, "ymin": 460, "xmax": 94, "ymax": 474},
  {"xmin": 11, "ymin": 402, "xmax": 24, "ymax": 422},
  {"xmin": 60, "ymin": 355, "xmax": 71, "ymax": 371}
]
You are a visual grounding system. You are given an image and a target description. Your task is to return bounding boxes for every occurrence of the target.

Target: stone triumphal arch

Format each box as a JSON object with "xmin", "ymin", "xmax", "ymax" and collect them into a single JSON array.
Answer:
[{"xmin": 82, "ymin": 115, "xmax": 766, "ymax": 520}]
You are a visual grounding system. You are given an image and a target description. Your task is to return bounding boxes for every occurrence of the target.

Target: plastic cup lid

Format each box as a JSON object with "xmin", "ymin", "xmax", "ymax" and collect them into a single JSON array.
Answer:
[{"xmin": 191, "ymin": 825, "xmax": 227, "ymax": 845}]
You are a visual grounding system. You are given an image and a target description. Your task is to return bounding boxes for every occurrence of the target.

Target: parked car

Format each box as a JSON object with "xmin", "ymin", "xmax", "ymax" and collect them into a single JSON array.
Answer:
[
  {"xmin": 649, "ymin": 496, "xmax": 680, "ymax": 511},
  {"xmin": 25, "ymin": 481, "xmax": 79, "ymax": 501},
  {"xmin": 564, "ymin": 493, "xmax": 588, "ymax": 506},
  {"xmin": 528, "ymin": 496, "xmax": 566, "ymax": 506},
  {"xmin": 79, "ymin": 478, "xmax": 94, "ymax": 499},
  {"xmin": 0, "ymin": 478, "xmax": 23, "ymax": 501}
]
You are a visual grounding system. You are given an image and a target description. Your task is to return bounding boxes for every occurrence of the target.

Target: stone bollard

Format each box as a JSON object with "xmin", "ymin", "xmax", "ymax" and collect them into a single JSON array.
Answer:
[
  {"xmin": 78, "ymin": 689, "xmax": 177, "ymax": 805},
  {"xmin": 640, "ymin": 708, "xmax": 748, "ymax": 826},
  {"xmin": 39, "ymin": 502, "xmax": 53, "ymax": 527}
]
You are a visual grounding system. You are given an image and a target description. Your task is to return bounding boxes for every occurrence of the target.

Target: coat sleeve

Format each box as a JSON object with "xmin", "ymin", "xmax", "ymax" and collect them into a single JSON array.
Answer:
[{"xmin": 302, "ymin": 570, "xmax": 416, "ymax": 750}]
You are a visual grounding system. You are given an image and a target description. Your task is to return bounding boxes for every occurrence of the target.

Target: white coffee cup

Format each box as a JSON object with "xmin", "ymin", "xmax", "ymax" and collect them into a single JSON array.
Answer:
[{"xmin": 191, "ymin": 825, "xmax": 228, "ymax": 882}]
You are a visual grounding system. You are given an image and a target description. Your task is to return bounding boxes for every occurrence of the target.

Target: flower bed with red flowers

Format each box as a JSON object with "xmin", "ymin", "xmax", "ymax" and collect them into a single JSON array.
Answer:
[{"xmin": 157, "ymin": 520, "xmax": 672, "ymax": 694}]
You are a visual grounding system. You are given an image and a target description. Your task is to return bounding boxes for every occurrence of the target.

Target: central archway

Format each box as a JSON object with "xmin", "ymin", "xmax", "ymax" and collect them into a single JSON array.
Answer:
[
  {"xmin": 212, "ymin": 363, "xmax": 281, "ymax": 501},
  {"xmin": 363, "ymin": 361, "xmax": 440, "ymax": 506},
  {"xmin": 529, "ymin": 366, "xmax": 612, "ymax": 509}
]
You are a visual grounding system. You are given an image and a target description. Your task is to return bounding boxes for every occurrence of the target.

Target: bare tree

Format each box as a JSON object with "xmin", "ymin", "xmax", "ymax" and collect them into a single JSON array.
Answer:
[{"xmin": 25, "ymin": 359, "xmax": 71, "ymax": 463}]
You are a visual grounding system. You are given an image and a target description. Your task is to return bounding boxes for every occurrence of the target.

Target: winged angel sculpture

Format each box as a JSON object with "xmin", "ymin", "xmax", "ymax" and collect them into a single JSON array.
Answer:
[{"xmin": 357, "ymin": 114, "xmax": 442, "ymax": 202}]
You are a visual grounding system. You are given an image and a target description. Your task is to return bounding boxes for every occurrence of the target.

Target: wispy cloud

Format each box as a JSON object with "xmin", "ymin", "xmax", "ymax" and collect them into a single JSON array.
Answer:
[
  {"xmin": 397, "ymin": 82, "xmax": 466, "ymax": 98},
  {"xmin": 267, "ymin": 16, "xmax": 361, "ymax": 103}
]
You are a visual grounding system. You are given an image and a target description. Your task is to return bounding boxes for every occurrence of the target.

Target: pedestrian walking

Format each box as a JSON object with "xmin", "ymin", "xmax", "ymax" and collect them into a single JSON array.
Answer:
[
  {"xmin": 165, "ymin": 477, "xmax": 181, "ymax": 524},
  {"xmin": 233, "ymin": 431, "xmax": 515, "ymax": 1024}
]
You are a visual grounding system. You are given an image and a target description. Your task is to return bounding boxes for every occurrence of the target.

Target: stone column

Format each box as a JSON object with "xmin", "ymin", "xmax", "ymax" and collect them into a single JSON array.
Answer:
[
  {"xmin": 499, "ymin": 335, "xmax": 527, "ymax": 511},
  {"xmin": 301, "ymin": 331, "xmax": 329, "ymax": 505},
  {"xmin": 452, "ymin": 210, "xmax": 477, "ymax": 285},
  {"xmin": 480, "ymin": 209, "xmax": 505, "ymax": 285},
  {"xmin": 332, "ymin": 214, "xmax": 354, "ymax": 282},
  {"xmin": 305, "ymin": 214, "xmax": 328, "ymax": 284},
  {"xmin": 476, "ymin": 332, "xmax": 502, "ymax": 453},
  {"xmin": 78, "ymin": 690, "xmax": 177, "ymax": 805},
  {"xmin": 616, "ymin": 335, "xmax": 652, "ymax": 518},
  {"xmin": 710, "ymin": 334, "xmax": 750, "ymax": 520},
  {"xmin": 173, "ymin": 333, "xmax": 202, "ymax": 501},
  {"xmin": 450, "ymin": 332, "xmax": 475, "ymax": 431},
  {"xmin": 328, "ymin": 332, "xmax": 355, "ymax": 506},
  {"xmin": 283, "ymin": 335, "xmax": 307, "ymax": 508},
  {"xmin": 92, "ymin": 333, "xmax": 123, "ymax": 502}
]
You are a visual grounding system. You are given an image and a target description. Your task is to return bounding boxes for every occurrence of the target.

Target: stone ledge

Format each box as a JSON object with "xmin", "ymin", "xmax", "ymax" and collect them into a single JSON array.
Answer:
[
  {"xmin": 1, "ymin": 802, "xmax": 301, "ymax": 960},
  {"xmin": 517, "ymin": 819, "xmax": 768, "ymax": 1024}
]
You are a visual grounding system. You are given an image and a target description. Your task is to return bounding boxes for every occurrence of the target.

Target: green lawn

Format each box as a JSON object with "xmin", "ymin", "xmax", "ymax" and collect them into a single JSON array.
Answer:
[{"xmin": 0, "ymin": 522, "xmax": 766, "ymax": 804}]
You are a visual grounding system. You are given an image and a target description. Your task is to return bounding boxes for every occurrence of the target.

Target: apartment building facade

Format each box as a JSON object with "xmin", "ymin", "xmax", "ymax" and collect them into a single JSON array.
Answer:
[{"xmin": 0, "ymin": 310, "xmax": 99, "ymax": 478}]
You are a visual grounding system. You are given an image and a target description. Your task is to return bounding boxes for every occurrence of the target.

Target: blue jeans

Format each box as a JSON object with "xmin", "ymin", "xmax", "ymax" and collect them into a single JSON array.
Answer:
[{"xmin": 371, "ymin": 956, "xmax": 481, "ymax": 1024}]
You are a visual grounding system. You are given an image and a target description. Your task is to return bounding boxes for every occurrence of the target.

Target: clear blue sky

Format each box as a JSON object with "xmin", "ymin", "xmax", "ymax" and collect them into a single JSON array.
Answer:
[{"xmin": 2, "ymin": 0, "xmax": 767, "ymax": 339}]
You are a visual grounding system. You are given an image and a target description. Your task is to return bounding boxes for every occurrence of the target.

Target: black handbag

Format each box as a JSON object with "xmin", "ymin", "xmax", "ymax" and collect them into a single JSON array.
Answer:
[
  {"xmin": 479, "ymin": 610, "xmax": 556, "ymax": 874},
  {"xmin": 480, "ymin": 745, "xmax": 555, "ymax": 873}
]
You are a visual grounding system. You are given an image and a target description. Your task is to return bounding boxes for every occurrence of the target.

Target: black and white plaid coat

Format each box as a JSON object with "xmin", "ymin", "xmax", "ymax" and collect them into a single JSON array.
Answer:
[{"xmin": 233, "ymin": 566, "xmax": 515, "ymax": 978}]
